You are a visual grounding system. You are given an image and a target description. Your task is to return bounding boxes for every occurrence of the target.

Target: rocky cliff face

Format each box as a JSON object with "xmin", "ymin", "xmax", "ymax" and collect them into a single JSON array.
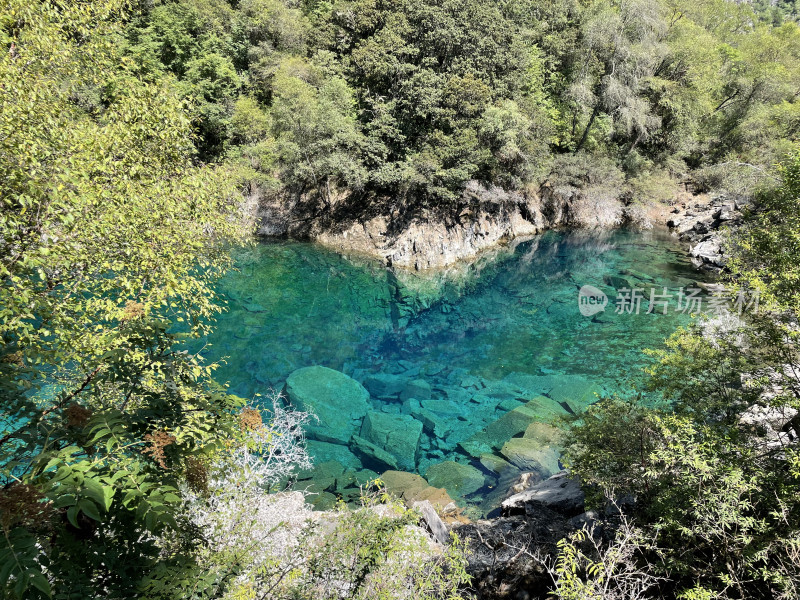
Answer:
[{"xmin": 251, "ymin": 180, "xmax": 635, "ymax": 270}]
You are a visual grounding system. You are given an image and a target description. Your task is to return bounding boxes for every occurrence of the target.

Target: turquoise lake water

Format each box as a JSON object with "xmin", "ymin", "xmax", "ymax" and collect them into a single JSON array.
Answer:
[{"xmin": 201, "ymin": 228, "xmax": 708, "ymax": 515}]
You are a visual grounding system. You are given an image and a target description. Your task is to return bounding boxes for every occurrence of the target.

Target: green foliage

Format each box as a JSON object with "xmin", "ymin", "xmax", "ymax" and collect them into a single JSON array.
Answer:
[
  {"xmin": 546, "ymin": 521, "xmax": 660, "ymax": 600},
  {"xmin": 291, "ymin": 489, "xmax": 470, "ymax": 600},
  {"xmin": 270, "ymin": 57, "xmax": 367, "ymax": 201},
  {"xmin": 564, "ymin": 152, "xmax": 800, "ymax": 598},
  {"xmin": 729, "ymin": 148, "xmax": 800, "ymax": 313},
  {"xmin": 567, "ymin": 328, "xmax": 800, "ymax": 597},
  {"xmin": 0, "ymin": 0, "xmax": 248, "ymax": 596},
  {"xmin": 122, "ymin": 0, "xmax": 800, "ymax": 207},
  {"xmin": 6, "ymin": 0, "xmax": 800, "ymax": 597}
]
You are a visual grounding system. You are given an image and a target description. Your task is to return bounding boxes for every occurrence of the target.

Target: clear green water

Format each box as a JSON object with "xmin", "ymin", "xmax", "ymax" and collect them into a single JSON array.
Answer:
[{"xmin": 201, "ymin": 228, "xmax": 707, "ymax": 515}]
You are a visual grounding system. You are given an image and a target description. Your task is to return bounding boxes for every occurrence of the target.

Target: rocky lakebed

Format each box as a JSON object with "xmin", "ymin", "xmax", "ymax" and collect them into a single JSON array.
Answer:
[{"xmin": 196, "ymin": 227, "xmax": 718, "ymax": 518}]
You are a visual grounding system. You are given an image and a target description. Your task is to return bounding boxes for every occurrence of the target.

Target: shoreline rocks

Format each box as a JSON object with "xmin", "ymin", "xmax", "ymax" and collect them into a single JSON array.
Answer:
[
  {"xmin": 666, "ymin": 189, "xmax": 746, "ymax": 272},
  {"xmin": 252, "ymin": 179, "xmax": 628, "ymax": 271}
]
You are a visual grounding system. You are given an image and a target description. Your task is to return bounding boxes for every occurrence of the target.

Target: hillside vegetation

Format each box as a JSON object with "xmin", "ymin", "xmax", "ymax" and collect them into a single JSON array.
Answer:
[
  {"xmin": 1, "ymin": 1, "xmax": 799, "ymax": 599},
  {"xmin": 125, "ymin": 0, "xmax": 800, "ymax": 206}
]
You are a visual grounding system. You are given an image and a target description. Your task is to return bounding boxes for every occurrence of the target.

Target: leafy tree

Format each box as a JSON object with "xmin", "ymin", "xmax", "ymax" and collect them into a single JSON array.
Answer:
[
  {"xmin": 562, "ymin": 0, "xmax": 667, "ymax": 154},
  {"xmin": 314, "ymin": 0, "xmax": 554, "ymax": 203},
  {"xmin": 270, "ymin": 57, "xmax": 367, "ymax": 205},
  {"xmin": 564, "ymin": 151, "xmax": 800, "ymax": 599},
  {"xmin": 0, "ymin": 1, "xmax": 248, "ymax": 596}
]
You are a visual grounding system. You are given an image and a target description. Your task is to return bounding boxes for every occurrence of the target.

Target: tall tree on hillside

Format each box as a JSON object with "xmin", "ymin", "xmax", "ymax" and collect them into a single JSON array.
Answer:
[{"xmin": 566, "ymin": 0, "xmax": 668, "ymax": 153}]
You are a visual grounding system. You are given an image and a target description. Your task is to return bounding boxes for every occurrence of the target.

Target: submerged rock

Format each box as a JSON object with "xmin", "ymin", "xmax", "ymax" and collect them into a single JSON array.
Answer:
[
  {"xmin": 500, "ymin": 438, "xmax": 561, "ymax": 476},
  {"xmin": 502, "ymin": 372, "xmax": 555, "ymax": 397},
  {"xmin": 309, "ymin": 491, "xmax": 339, "ymax": 511},
  {"xmin": 411, "ymin": 407, "xmax": 451, "ymax": 438},
  {"xmin": 547, "ymin": 376, "xmax": 603, "ymax": 414},
  {"xmin": 457, "ymin": 433, "xmax": 493, "ymax": 458},
  {"xmin": 425, "ymin": 461, "xmax": 485, "ymax": 497},
  {"xmin": 297, "ymin": 459, "xmax": 345, "ymax": 482},
  {"xmin": 285, "ymin": 366, "xmax": 370, "ymax": 444},
  {"xmin": 360, "ymin": 411, "xmax": 423, "ymax": 470},
  {"xmin": 362, "ymin": 373, "xmax": 407, "ymax": 399},
  {"xmin": 380, "ymin": 470, "xmax": 457, "ymax": 511},
  {"xmin": 381, "ymin": 470, "xmax": 429, "ymax": 498},
  {"xmin": 420, "ymin": 398, "xmax": 462, "ymax": 415},
  {"xmin": 351, "ymin": 434, "xmax": 399, "ymax": 470},
  {"xmin": 523, "ymin": 422, "xmax": 563, "ymax": 445},
  {"xmin": 400, "ymin": 379, "xmax": 432, "ymax": 401},
  {"xmin": 306, "ymin": 440, "xmax": 363, "ymax": 471},
  {"xmin": 478, "ymin": 453, "xmax": 518, "ymax": 477},
  {"xmin": 302, "ymin": 477, "xmax": 336, "ymax": 496},
  {"xmin": 461, "ymin": 395, "xmax": 569, "ymax": 455},
  {"xmin": 603, "ymin": 274, "xmax": 631, "ymax": 290}
]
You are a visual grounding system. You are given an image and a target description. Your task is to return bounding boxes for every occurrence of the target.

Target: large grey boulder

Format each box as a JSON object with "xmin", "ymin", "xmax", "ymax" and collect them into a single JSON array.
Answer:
[
  {"xmin": 285, "ymin": 366, "xmax": 370, "ymax": 444},
  {"xmin": 502, "ymin": 471, "xmax": 585, "ymax": 517},
  {"xmin": 691, "ymin": 239, "xmax": 726, "ymax": 268}
]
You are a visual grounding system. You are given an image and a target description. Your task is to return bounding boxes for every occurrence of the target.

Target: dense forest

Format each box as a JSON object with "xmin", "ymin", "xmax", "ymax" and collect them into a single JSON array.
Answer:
[
  {"xmin": 122, "ymin": 0, "xmax": 800, "ymax": 207},
  {"xmin": 1, "ymin": 0, "xmax": 799, "ymax": 599}
]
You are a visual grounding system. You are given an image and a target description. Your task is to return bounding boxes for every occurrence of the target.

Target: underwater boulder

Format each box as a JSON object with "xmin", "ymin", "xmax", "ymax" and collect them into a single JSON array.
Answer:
[
  {"xmin": 306, "ymin": 440, "xmax": 363, "ymax": 471},
  {"xmin": 500, "ymin": 438, "xmax": 561, "ymax": 476},
  {"xmin": 309, "ymin": 491, "xmax": 338, "ymax": 511},
  {"xmin": 380, "ymin": 470, "xmax": 457, "ymax": 510},
  {"xmin": 523, "ymin": 422, "xmax": 564, "ymax": 445},
  {"xmin": 380, "ymin": 470, "xmax": 429, "ymax": 498},
  {"xmin": 362, "ymin": 373, "xmax": 407, "ymax": 399},
  {"xmin": 479, "ymin": 396, "xmax": 569, "ymax": 450},
  {"xmin": 547, "ymin": 376, "xmax": 604, "ymax": 414},
  {"xmin": 420, "ymin": 399, "xmax": 462, "ymax": 416},
  {"xmin": 360, "ymin": 411, "xmax": 423, "ymax": 470},
  {"xmin": 351, "ymin": 434, "xmax": 399, "ymax": 471},
  {"xmin": 411, "ymin": 408, "xmax": 451, "ymax": 438},
  {"xmin": 285, "ymin": 366, "xmax": 370, "ymax": 444},
  {"xmin": 603, "ymin": 274, "xmax": 632, "ymax": 290},
  {"xmin": 425, "ymin": 461, "xmax": 485, "ymax": 497},
  {"xmin": 297, "ymin": 459, "xmax": 346, "ymax": 482},
  {"xmin": 478, "ymin": 453, "xmax": 518, "ymax": 477},
  {"xmin": 458, "ymin": 433, "xmax": 493, "ymax": 458},
  {"xmin": 502, "ymin": 373, "xmax": 555, "ymax": 397},
  {"xmin": 400, "ymin": 379, "xmax": 432, "ymax": 401}
]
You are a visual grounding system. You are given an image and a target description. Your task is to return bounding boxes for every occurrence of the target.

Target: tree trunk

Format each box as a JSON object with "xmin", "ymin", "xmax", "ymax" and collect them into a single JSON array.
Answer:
[{"xmin": 576, "ymin": 105, "xmax": 600, "ymax": 152}]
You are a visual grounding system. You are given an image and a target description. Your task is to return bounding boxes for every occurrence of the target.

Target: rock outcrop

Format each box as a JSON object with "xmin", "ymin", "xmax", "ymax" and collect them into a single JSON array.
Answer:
[
  {"xmin": 252, "ymin": 179, "xmax": 627, "ymax": 271},
  {"xmin": 502, "ymin": 471, "xmax": 585, "ymax": 517},
  {"xmin": 313, "ymin": 184, "xmax": 545, "ymax": 271},
  {"xmin": 666, "ymin": 190, "xmax": 747, "ymax": 272}
]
